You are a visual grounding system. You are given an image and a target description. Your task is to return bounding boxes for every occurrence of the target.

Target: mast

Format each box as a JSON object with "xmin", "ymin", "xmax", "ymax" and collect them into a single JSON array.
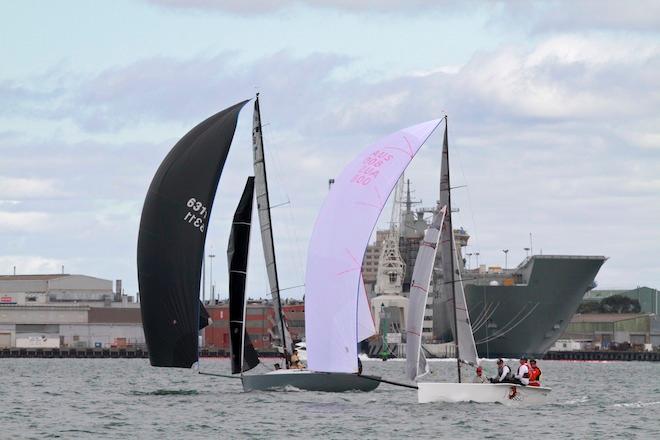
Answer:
[
  {"xmin": 252, "ymin": 94, "xmax": 291, "ymax": 366},
  {"xmin": 443, "ymin": 116, "xmax": 462, "ymax": 382}
]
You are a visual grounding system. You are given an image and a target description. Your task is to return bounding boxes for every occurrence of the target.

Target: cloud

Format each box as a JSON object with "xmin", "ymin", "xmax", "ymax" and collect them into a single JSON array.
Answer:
[
  {"xmin": 144, "ymin": 0, "xmax": 467, "ymax": 15},
  {"xmin": 2, "ymin": 30, "xmax": 659, "ymax": 293},
  {"xmin": 0, "ymin": 177, "xmax": 68, "ymax": 200}
]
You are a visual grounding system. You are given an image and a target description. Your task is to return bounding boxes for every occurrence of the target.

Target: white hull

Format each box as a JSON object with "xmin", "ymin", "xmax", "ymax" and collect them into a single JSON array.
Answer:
[{"xmin": 418, "ymin": 382, "xmax": 551, "ymax": 405}]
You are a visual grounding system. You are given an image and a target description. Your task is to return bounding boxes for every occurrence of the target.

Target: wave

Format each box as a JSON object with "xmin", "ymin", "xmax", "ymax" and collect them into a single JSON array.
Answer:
[{"xmin": 612, "ymin": 401, "xmax": 660, "ymax": 409}]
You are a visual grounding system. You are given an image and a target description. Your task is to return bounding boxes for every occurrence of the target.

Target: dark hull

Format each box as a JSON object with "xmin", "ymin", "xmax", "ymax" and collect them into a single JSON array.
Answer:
[
  {"xmin": 241, "ymin": 371, "xmax": 381, "ymax": 392},
  {"xmin": 464, "ymin": 256, "xmax": 607, "ymax": 358}
]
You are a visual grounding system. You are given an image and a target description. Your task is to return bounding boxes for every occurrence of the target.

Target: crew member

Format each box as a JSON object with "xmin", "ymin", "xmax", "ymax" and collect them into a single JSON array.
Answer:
[
  {"xmin": 290, "ymin": 350, "xmax": 304, "ymax": 369},
  {"xmin": 513, "ymin": 357, "xmax": 530, "ymax": 385},
  {"xmin": 473, "ymin": 366, "xmax": 488, "ymax": 383},
  {"xmin": 490, "ymin": 358, "xmax": 512, "ymax": 383},
  {"xmin": 528, "ymin": 359, "xmax": 542, "ymax": 386}
]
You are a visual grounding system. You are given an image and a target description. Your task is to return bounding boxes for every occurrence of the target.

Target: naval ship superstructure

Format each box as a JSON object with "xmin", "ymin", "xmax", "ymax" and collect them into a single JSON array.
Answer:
[{"xmin": 363, "ymin": 180, "xmax": 606, "ymax": 359}]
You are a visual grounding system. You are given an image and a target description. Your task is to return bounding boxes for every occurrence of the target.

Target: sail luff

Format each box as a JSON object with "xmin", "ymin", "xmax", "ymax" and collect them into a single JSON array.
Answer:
[
  {"xmin": 452, "ymin": 230, "xmax": 479, "ymax": 367},
  {"xmin": 305, "ymin": 119, "xmax": 442, "ymax": 374},
  {"xmin": 405, "ymin": 205, "xmax": 447, "ymax": 381},
  {"xmin": 228, "ymin": 177, "xmax": 260, "ymax": 374},
  {"xmin": 438, "ymin": 117, "xmax": 462, "ymax": 382},
  {"xmin": 252, "ymin": 95, "xmax": 292, "ymax": 361},
  {"xmin": 138, "ymin": 100, "xmax": 248, "ymax": 369}
]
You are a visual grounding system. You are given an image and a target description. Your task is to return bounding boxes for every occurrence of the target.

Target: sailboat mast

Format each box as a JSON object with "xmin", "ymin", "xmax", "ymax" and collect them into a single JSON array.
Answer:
[
  {"xmin": 443, "ymin": 116, "xmax": 462, "ymax": 383},
  {"xmin": 253, "ymin": 94, "xmax": 290, "ymax": 366}
]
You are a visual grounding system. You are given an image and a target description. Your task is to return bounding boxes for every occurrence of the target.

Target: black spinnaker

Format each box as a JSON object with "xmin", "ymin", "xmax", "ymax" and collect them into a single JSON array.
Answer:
[
  {"xmin": 138, "ymin": 100, "xmax": 248, "ymax": 368},
  {"xmin": 228, "ymin": 177, "xmax": 260, "ymax": 374}
]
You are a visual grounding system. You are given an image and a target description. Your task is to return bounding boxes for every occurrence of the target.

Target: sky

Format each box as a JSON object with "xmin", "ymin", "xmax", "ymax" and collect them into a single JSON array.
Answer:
[{"xmin": 1, "ymin": 0, "xmax": 659, "ymax": 299}]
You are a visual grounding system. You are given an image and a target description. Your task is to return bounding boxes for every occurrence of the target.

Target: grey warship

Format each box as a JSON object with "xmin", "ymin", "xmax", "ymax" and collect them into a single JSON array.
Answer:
[{"xmin": 363, "ymin": 180, "xmax": 606, "ymax": 359}]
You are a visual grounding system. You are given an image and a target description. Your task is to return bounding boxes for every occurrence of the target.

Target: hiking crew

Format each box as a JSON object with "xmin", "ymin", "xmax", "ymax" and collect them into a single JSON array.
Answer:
[
  {"xmin": 513, "ymin": 357, "xmax": 530, "ymax": 385},
  {"xmin": 490, "ymin": 358, "xmax": 512, "ymax": 383},
  {"xmin": 528, "ymin": 359, "xmax": 542, "ymax": 386}
]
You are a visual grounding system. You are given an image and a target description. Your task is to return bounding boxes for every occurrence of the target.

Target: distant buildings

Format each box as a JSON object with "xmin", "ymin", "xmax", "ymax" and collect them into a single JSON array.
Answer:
[
  {"xmin": 555, "ymin": 286, "xmax": 660, "ymax": 351},
  {"xmin": 0, "ymin": 274, "xmax": 142, "ymax": 349}
]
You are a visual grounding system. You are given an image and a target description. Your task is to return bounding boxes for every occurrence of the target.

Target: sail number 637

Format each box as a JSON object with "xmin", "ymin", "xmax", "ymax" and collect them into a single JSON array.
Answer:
[{"xmin": 184, "ymin": 197, "xmax": 208, "ymax": 232}]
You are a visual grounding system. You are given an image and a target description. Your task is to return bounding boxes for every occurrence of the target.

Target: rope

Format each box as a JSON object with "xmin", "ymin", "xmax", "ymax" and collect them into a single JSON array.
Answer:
[
  {"xmin": 359, "ymin": 375, "xmax": 418, "ymax": 390},
  {"xmin": 198, "ymin": 371, "xmax": 241, "ymax": 380}
]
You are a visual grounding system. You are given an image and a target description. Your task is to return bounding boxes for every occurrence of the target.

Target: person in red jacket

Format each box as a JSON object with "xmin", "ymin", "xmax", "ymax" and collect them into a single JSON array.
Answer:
[{"xmin": 528, "ymin": 359, "xmax": 542, "ymax": 386}]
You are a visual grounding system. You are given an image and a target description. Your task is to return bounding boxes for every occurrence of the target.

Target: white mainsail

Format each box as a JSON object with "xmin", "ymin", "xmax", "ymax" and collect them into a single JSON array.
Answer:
[
  {"xmin": 252, "ymin": 96, "xmax": 293, "ymax": 354},
  {"xmin": 452, "ymin": 229, "xmax": 479, "ymax": 367},
  {"xmin": 405, "ymin": 205, "xmax": 447, "ymax": 381},
  {"xmin": 439, "ymin": 122, "xmax": 478, "ymax": 375},
  {"xmin": 305, "ymin": 120, "xmax": 442, "ymax": 373}
]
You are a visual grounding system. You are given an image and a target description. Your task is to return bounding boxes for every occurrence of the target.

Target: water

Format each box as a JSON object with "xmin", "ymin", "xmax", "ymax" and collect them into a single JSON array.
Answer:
[{"xmin": 2, "ymin": 358, "xmax": 659, "ymax": 439}]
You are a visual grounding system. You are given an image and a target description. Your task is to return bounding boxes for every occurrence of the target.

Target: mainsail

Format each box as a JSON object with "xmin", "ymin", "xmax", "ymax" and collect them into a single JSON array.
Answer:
[
  {"xmin": 228, "ymin": 177, "xmax": 260, "ymax": 374},
  {"xmin": 138, "ymin": 100, "xmax": 248, "ymax": 368},
  {"xmin": 439, "ymin": 121, "xmax": 478, "ymax": 380},
  {"xmin": 252, "ymin": 95, "xmax": 293, "ymax": 358},
  {"xmin": 305, "ymin": 120, "xmax": 442, "ymax": 373},
  {"xmin": 405, "ymin": 205, "xmax": 447, "ymax": 381}
]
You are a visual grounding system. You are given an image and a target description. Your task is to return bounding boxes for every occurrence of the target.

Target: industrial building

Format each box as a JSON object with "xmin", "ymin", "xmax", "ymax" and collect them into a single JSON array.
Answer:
[
  {"xmin": 555, "ymin": 313, "xmax": 660, "ymax": 350},
  {"xmin": 0, "ymin": 274, "xmax": 143, "ymax": 349}
]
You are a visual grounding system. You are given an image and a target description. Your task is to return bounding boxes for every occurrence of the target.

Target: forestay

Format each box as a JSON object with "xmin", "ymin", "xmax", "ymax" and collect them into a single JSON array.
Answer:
[
  {"xmin": 405, "ymin": 205, "xmax": 447, "ymax": 381},
  {"xmin": 138, "ymin": 101, "xmax": 247, "ymax": 368},
  {"xmin": 305, "ymin": 119, "xmax": 442, "ymax": 373}
]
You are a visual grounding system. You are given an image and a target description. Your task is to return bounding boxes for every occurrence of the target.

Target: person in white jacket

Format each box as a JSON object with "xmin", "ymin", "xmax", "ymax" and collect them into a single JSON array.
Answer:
[
  {"xmin": 489, "ymin": 358, "xmax": 512, "ymax": 383},
  {"xmin": 513, "ymin": 357, "xmax": 530, "ymax": 385}
]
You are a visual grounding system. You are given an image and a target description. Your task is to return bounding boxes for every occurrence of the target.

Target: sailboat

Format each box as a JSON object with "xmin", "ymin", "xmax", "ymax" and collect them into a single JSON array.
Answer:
[
  {"xmin": 305, "ymin": 119, "xmax": 442, "ymax": 380},
  {"xmin": 240, "ymin": 95, "xmax": 380, "ymax": 392},
  {"xmin": 406, "ymin": 118, "xmax": 552, "ymax": 404},
  {"xmin": 138, "ymin": 100, "xmax": 248, "ymax": 369}
]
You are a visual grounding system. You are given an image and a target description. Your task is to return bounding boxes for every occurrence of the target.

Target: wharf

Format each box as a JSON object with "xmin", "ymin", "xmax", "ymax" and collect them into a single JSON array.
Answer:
[
  {"xmin": 0, "ymin": 347, "xmax": 232, "ymax": 358},
  {"xmin": 544, "ymin": 350, "xmax": 660, "ymax": 361}
]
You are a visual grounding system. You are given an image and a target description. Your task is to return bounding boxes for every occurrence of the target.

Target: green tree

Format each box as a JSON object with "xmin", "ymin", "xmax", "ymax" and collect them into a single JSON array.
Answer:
[{"xmin": 600, "ymin": 295, "xmax": 641, "ymax": 313}]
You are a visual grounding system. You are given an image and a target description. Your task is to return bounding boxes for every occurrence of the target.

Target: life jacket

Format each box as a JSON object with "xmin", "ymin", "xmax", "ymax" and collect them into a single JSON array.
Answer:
[
  {"xmin": 517, "ymin": 364, "xmax": 530, "ymax": 379},
  {"xmin": 528, "ymin": 366, "xmax": 541, "ymax": 386}
]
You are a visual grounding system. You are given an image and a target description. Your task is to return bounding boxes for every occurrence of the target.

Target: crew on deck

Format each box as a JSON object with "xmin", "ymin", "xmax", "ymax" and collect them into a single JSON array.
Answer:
[
  {"xmin": 528, "ymin": 359, "xmax": 542, "ymax": 386},
  {"xmin": 290, "ymin": 350, "xmax": 304, "ymax": 369},
  {"xmin": 513, "ymin": 357, "xmax": 530, "ymax": 385},
  {"xmin": 489, "ymin": 358, "xmax": 513, "ymax": 383},
  {"xmin": 473, "ymin": 366, "xmax": 488, "ymax": 383}
]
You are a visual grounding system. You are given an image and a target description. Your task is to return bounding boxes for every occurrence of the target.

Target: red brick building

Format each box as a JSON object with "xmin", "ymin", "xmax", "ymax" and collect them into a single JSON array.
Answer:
[{"xmin": 204, "ymin": 301, "xmax": 304, "ymax": 352}]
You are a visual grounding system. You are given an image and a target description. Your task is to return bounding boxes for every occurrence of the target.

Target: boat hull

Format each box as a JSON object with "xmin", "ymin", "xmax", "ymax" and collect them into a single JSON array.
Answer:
[
  {"xmin": 241, "ymin": 370, "xmax": 381, "ymax": 392},
  {"xmin": 417, "ymin": 382, "xmax": 551, "ymax": 405}
]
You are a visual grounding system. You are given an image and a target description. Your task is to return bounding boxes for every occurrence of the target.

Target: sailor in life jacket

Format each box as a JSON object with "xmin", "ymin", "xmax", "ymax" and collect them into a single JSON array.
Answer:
[
  {"xmin": 490, "ymin": 358, "xmax": 512, "ymax": 383},
  {"xmin": 514, "ymin": 357, "xmax": 530, "ymax": 385},
  {"xmin": 473, "ymin": 366, "xmax": 488, "ymax": 383},
  {"xmin": 528, "ymin": 359, "xmax": 542, "ymax": 386}
]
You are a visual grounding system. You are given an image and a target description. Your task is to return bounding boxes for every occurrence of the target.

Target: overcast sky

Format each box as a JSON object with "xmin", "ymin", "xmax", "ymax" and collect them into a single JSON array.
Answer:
[{"xmin": 1, "ymin": 0, "xmax": 659, "ymax": 299}]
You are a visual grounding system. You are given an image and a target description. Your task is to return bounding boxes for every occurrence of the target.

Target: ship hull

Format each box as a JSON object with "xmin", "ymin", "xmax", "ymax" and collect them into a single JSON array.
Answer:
[{"xmin": 463, "ymin": 255, "xmax": 606, "ymax": 358}]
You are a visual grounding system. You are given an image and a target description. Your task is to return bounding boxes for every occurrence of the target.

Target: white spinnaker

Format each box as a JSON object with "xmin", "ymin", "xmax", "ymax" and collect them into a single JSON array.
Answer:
[
  {"xmin": 252, "ymin": 97, "xmax": 293, "ymax": 353},
  {"xmin": 305, "ymin": 120, "xmax": 442, "ymax": 373},
  {"xmin": 405, "ymin": 205, "xmax": 447, "ymax": 381}
]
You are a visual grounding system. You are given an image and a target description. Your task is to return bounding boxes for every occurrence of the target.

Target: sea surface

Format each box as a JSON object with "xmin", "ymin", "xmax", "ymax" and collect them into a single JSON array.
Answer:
[{"xmin": 1, "ymin": 357, "xmax": 659, "ymax": 439}]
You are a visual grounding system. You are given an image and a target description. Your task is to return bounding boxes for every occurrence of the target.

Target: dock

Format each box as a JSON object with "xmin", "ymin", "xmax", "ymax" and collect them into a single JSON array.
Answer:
[
  {"xmin": 544, "ymin": 350, "xmax": 660, "ymax": 361},
  {"xmin": 0, "ymin": 347, "xmax": 230, "ymax": 359}
]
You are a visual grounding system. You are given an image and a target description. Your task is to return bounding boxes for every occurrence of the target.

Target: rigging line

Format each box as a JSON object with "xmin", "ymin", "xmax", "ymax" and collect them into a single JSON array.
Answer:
[
  {"xmin": 450, "ymin": 125, "xmax": 481, "ymax": 258},
  {"xmin": 358, "ymin": 375, "xmax": 419, "ymax": 390},
  {"xmin": 473, "ymin": 303, "xmax": 530, "ymax": 344},
  {"xmin": 279, "ymin": 283, "xmax": 305, "ymax": 292},
  {"xmin": 467, "ymin": 301, "xmax": 489, "ymax": 330},
  {"xmin": 471, "ymin": 303, "xmax": 500, "ymax": 333},
  {"xmin": 269, "ymin": 199, "xmax": 291, "ymax": 209},
  {"xmin": 198, "ymin": 371, "xmax": 241, "ymax": 380},
  {"xmin": 475, "ymin": 302, "xmax": 540, "ymax": 345}
]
